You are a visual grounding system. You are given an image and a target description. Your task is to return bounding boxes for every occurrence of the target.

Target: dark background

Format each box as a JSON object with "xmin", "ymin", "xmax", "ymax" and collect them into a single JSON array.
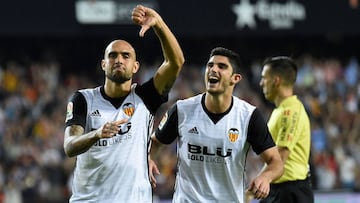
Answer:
[{"xmin": 0, "ymin": 0, "xmax": 359, "ymax": 73}]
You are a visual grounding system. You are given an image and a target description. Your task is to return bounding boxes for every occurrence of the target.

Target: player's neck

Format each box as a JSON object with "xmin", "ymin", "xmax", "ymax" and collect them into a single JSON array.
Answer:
[
  {"xmin": 205, "ymin": 93, "xmax": 232, "ymax": 114},
  {"xmin": 104, "ymin": 80, "xmax": 132, "ymax": 98}
]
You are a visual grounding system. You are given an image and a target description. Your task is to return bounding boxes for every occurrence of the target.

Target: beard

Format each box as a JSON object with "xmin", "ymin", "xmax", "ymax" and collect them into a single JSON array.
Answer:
[{"xmin": 106, "ymin": 71, "xmax": 132, "ymax": 83}]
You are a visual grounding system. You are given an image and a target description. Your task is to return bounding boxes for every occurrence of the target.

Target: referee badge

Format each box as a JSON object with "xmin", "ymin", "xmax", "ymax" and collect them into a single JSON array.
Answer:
[
  {"xmin": 123, "ymin": 102, "xmax": 135, "ymax": 117},
  {"xmin": 228, "ymin": 128, "xmax": 239, "ymax": 143}
]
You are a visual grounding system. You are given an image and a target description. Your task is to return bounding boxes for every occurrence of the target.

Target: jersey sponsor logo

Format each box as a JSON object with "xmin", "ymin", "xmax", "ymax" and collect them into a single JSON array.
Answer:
[
  {"xmin": 94, "ymin": 133, "xmax": 132, "ymax": 146},
  {"xmin": 123, "ymin": 102, "xmax": 134, "ymax": 117},
  {"xmin": 228, "ymin": 128, "xmax": 239, "ymax": 143},
  {"xmin": 187, "ymin": 127, "xmax": 199, "ymax": 134},
  {"xmin": 283, "ymin": 109, "xmax": 291, "ymax": 116},
  {"xmin": 118, "ymin": 122, "xmax": 131, "ymax": 135},
  {"xmin": 65, "ymin": 102, "xmax": 73, "ymax": 122},
  {"xmin": 280, "ymin": 110, "xmax": 297, "ymax": 142},
  {"xmin": 90, "ymin": 109, "xmax": 101, "ymax": 117},
  {"xmin": 93, "ymin": 122, "xmax": 132, "ymax": 147},
  {"xmin": 187, "ymin": 143, "xmax": 232, "ymax": 164}
]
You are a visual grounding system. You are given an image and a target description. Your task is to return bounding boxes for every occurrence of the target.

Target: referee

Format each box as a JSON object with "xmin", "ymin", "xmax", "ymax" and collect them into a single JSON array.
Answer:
[{"xmin": 259, "ymin": 56, "xmax": 314, "ymax": 203}]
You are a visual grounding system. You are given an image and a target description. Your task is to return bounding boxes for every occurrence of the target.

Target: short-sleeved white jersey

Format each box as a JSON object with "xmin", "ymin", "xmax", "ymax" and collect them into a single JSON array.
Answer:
[
  {"xmin": 69, "ymin": 85, "xmax": 153, "ymax": 203},
  {"xmin": 173, "ymin": 94, "xmax": 255, "ymax": 203}
]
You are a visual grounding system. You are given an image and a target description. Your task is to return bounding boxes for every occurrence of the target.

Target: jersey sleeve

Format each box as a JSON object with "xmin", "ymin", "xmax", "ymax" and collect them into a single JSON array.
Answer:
[
  {"xmin": 155, "ymin": 103, "xmax": 179, "ymax": 144},
  {"xmin": 247, "ymin": 108, "xmax": 275, "ymax": 155},
  {"xmin": 275, "ymin": 107, "xmax": 299, "ymax": 150},
  {"xmin": 65, "ymin": 91, "xmax": 87, "ymax": 128},
  {"xmin": 135, "ymin": 78, "xmax": 168, "ymax": 114}
]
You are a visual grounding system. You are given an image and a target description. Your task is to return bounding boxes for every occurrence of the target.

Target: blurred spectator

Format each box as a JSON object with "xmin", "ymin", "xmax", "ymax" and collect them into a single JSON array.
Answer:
[
  {"xmin": 311, "ymin": 119, "xmax": 327, "ymax": 154},
  {"xmin": 314, "ymin": 149, "xmax": 338, "ymax": 190},
  {"xmin": 339, "ymin": 150, "xmax": 357, "ymax": 189}
]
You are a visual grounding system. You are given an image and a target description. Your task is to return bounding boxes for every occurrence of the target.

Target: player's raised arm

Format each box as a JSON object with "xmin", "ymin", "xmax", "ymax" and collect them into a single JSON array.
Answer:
[{"xmin": 131, "ymin": 5, "xmax": 185, "ymax": 95}]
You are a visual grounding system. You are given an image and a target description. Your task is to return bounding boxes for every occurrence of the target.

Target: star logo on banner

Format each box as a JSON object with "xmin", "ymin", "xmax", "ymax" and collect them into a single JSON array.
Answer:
[{"xmin": 232, "ymin": 0, "xmax": 256, "ymax": 29}]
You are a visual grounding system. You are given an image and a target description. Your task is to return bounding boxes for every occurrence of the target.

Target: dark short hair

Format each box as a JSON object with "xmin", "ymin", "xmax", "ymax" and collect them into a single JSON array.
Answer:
[
  {"xmin": 210, "ymin": 47, "xmax": 242, "ymax": 73},
  {"xmin": 262, "ymin": 56, "xmax": 298, "ymax": 85}
]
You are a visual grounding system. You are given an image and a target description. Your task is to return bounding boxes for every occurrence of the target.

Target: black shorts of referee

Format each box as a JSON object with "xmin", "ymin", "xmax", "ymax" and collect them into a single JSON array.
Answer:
[{"xmin": 259, "ymin": 177, "xmax": 314, "ymax": 203}]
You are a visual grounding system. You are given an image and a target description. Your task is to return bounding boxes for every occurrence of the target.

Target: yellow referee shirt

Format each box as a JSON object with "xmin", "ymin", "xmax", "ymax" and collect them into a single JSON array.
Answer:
[{"xmin": 267, "ymin": 95, "xmax": 311, "ymax": 183}]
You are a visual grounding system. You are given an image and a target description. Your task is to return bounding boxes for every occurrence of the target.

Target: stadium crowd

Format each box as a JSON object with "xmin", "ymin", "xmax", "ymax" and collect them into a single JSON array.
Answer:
[{"xmin": 0, "ymin": 51, "xmax": 359, "ymax": 202}]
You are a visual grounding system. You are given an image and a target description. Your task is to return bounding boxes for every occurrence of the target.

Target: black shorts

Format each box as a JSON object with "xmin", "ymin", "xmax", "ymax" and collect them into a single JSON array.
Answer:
[{"xmin": 259, "ymin": 178, "xmax": 314, "ymax": 203}]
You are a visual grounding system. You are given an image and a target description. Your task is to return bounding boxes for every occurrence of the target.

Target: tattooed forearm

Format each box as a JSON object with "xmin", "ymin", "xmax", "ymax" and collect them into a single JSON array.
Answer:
[
  {"xmin": 70, "ymin": 125, "xmax": 84, "ymax": 136},
  {"xmin": 64, "ymin": 125, "xmax": 99, "ymax": 157}
]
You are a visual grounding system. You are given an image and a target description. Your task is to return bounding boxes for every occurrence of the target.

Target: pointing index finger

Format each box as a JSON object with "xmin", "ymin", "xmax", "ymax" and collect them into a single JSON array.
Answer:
[{"xmin": 114, "ymin": 119, "xmax": 128, "ymax": 126}]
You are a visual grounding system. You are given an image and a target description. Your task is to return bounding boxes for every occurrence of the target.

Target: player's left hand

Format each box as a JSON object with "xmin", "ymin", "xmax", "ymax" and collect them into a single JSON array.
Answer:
[{"xmin": 148, "ymin": 158, "xmax": 160, "ymax": 188}]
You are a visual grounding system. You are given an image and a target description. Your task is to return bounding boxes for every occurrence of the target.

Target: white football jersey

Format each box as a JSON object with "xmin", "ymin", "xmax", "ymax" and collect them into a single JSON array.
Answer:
[
  {"xmin": 70, "ymin": 85, "xmax": 153, "ymax": 203},
  {"xmin": 173, "ymin": 95, "xmax": 255, "ymax": 203}
]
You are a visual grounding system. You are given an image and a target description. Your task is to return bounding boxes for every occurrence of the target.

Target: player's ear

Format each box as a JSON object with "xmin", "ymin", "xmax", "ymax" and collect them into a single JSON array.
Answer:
[
  {"xmin": 101, "ymin": 59, "xmax": 106, "ymax": 70},
  {"xmin": 231, "ymin": 73, "xmax": 242, "ymax": 85},
  {"xmin": 132, "ymin": 61, "xmax": 140, "ymax": 73}
]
